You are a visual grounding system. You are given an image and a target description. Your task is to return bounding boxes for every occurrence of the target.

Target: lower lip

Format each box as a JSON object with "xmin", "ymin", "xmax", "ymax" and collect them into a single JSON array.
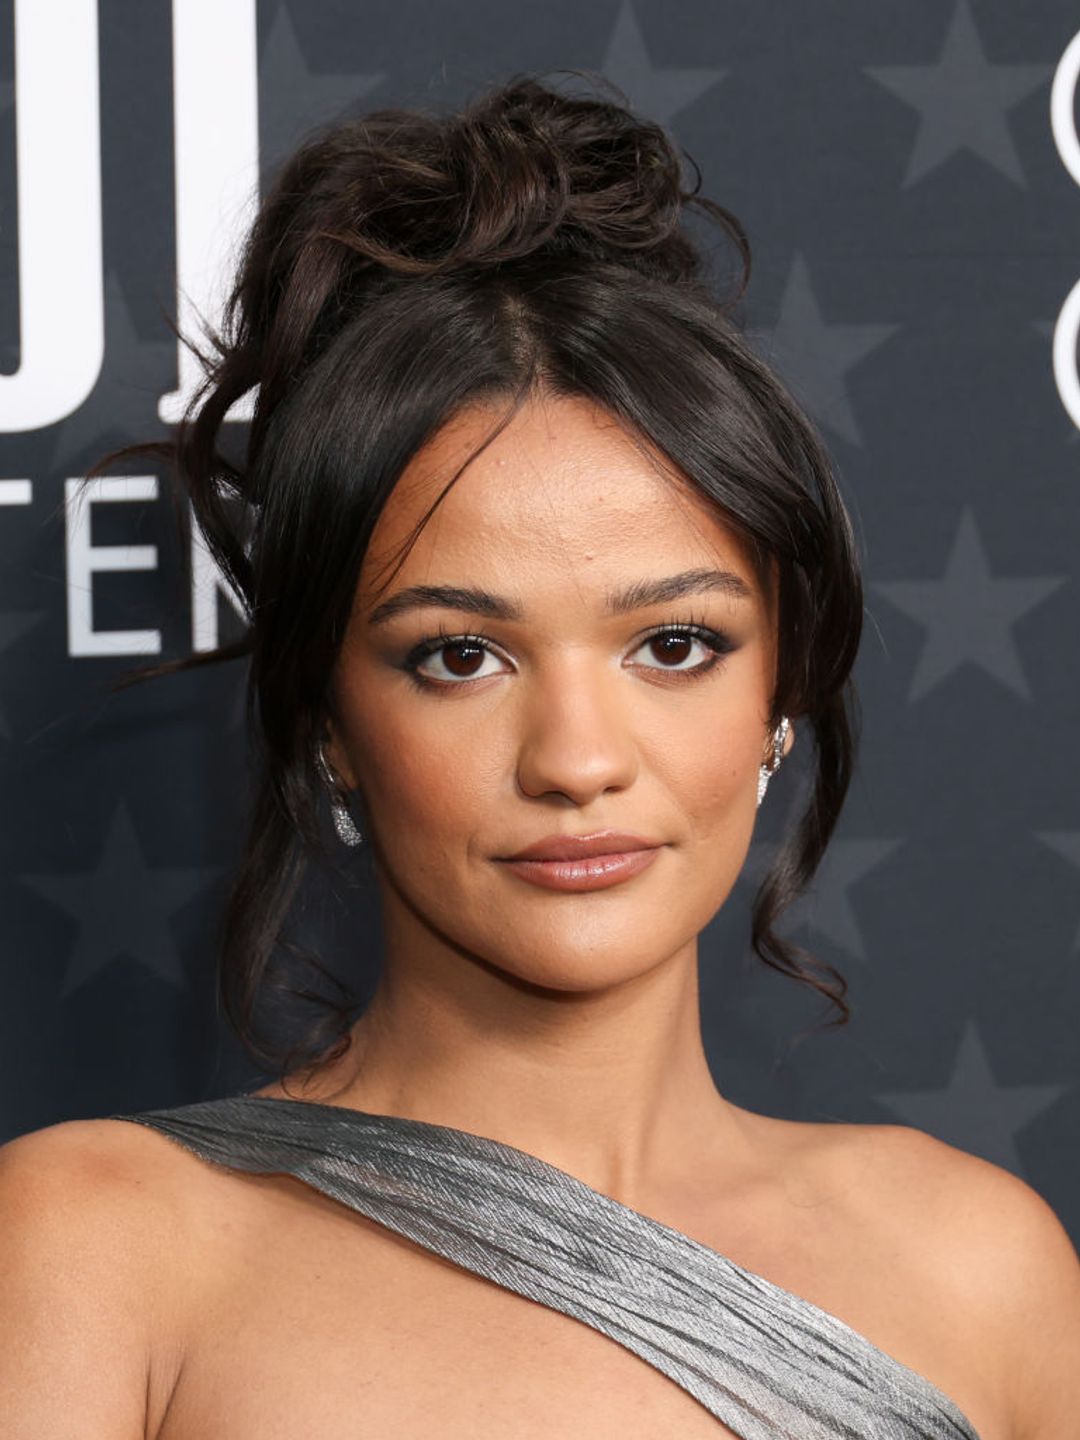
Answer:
[{"xmin": 498, "ymin": 847, "xmax": 661, "ymax": 892}]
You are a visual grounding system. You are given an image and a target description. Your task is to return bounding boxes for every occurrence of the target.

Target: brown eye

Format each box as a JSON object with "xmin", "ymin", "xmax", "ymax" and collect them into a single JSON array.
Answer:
[
  {"xmin": 648, "ymin": 633, "xmax": 694, "ymax": 666},
  {"xmin": 630, "ymin": 625, "xmax": 731, "ymax": 674},
  {"xmin": 405, "ymin": 634, "xmax": 510, "ymax": 686},
  {"xmin": 440, "ymin": 642, "xmax": 486, "ymax": 678}
]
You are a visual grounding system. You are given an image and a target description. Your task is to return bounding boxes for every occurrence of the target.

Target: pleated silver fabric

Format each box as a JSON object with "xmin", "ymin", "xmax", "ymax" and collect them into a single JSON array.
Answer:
[{"xmin": 111, "ymin": 1094, "xmax": 981, "ymax": 1440}]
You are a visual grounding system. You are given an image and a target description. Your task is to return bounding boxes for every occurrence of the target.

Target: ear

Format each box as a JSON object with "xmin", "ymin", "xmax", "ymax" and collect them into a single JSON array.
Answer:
[
  {"xmin": 762, "ymin": 718, "xmax": 795, "ymax": 766},
  {"xmin": 322, "ymin": 724, "xmax": 359, "ymax": 793}
]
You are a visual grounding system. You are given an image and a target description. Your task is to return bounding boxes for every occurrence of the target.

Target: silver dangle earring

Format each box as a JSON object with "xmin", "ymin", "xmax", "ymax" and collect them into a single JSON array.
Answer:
[
  {"xmin": 756, "ymin": 716, "xmax": 791, "ymax": 809},
  {"xmin": 316, "ymin": 742, "xmax": 364, "ymax": 847}
]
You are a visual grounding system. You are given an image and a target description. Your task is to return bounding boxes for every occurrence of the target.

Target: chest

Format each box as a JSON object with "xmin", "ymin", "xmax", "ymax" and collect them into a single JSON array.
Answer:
[
  {"xmin": 152, "ymin": 1169, "xmax": 1001, "ymax": 1440},
  {"xmin": 161, "ymin": 1230, "xmax": 729, "ymax": 1437}
]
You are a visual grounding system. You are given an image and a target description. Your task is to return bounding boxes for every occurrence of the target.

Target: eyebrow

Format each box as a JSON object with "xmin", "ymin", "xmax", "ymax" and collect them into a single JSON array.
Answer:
[{"xmin": 366, "ymin": 566, "xmax": 754, "ymax": 626}]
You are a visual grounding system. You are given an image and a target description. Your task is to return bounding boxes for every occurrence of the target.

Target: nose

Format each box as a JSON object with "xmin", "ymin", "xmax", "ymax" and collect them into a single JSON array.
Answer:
[{"xmin": 514, "ymin": 654, "xmax": 639, "ymax": 806}]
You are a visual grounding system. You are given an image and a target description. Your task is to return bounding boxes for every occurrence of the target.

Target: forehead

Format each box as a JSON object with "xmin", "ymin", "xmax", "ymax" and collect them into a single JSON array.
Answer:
[{"xmin": 359, "ymin": 392, "xmax": 761, "ymax": 603}]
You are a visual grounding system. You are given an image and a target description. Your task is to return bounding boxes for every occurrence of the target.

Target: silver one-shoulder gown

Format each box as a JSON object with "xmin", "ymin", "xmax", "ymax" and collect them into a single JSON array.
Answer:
[{"xmin": 109, "ymin": 1094, "xmax": 982, "ymax": 1439}]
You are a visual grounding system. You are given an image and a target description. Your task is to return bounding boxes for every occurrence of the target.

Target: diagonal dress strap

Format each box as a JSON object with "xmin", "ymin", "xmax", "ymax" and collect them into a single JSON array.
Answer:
[{"xmin": 110, "ymin": 1094, "xmax": 981, "ymax": 1440}]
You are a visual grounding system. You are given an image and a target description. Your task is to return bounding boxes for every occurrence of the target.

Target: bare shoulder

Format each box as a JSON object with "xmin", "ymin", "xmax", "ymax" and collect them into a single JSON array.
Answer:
[
  {"xmin": 0, "ymin": 1117, "xmax": 199, "ymax": 1437},
  {"xmin": 832, "ymin": 1121, "xmax": 1080, "ymax": 1440},
  {"xmin": 0, "ymin": 1112, "xmax": 212, "ymax": 1238},
  {"xmin": 0, "ymin": 1111, "xmax": 203, "ymax": 1314},
  {"xmin": 1, "ymin": 1114, "xmax": 182, "ymax": 1230}
]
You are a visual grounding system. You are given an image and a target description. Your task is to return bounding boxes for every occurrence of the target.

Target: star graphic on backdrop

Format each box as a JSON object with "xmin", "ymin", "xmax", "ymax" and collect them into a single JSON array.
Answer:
[
  {"xmin": 741, "ymin": 835, "xmax": 902, "ymax": 961},
  {"xmin": 876, "ymin": 1019, "xmax": 1064, "ymax": 1175},
  {"xmin": 865, "ymin": 0, "xmax": 1050, "ymax": 187},
  {"xmin": 48, "ymin": 267, "xmax": 173, "ymax": 475},
  {"xmin": 1035, "ymin": 831, "xmax": 1080, "ymax": 950},
  {"xmin": 0, "ymin": 610, "xmax": 45, "ymax": 739},
  {"xmin": 751, "ymin": 254, "xmax": 898, "ymax": 446},
  {"xmin": 790, "ymin": 837, "xmax": 903, "ymax": 960},
  {"xmin": 259, "ymin": 1, "xmax": 384, "ymax": 171},
  {"xmin": 21, "ymin": 801, "xmax": 220, "ymax": 998},
  {"xmin": 872, "ymin": 508, "xmax": 1065, "ymax": 703},
  {"xmin": 600, "ymin": 0, "xmax": 726, "ymax": 127}
]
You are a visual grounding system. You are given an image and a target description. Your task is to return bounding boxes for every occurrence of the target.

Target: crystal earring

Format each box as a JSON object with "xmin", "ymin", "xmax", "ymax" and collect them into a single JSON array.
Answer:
[
  {"xmin": 756, "ymin": 716, "xmax": 791, "ymax": 809},
  {"xmin": 316, "ymin": 741, "xmax": 364, "ymax": 846}
]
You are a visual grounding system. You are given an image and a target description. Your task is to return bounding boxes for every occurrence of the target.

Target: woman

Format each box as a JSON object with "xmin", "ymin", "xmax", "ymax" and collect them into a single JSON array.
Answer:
[{"xmin": 3, "ymin": 73, "xmax": 1078, "ymax": 1440}]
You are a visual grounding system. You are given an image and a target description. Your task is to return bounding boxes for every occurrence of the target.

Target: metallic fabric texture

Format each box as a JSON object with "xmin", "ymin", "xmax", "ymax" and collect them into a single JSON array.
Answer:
[{"xmin": 110, "ymin": 1094, "xmax": 981, "ymax": 1439}]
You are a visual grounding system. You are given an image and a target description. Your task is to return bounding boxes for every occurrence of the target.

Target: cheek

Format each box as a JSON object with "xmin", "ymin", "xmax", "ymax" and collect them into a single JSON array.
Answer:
[
  {"xmin": 337, "ymin": 685, "xmax": 499, "ymax": 848},
  {"xmin": 652, "ymin": 702, "xmax": 763, "ymax": 824},
  {"xmin": 646, "ymin": 705, "xmax": 764, "ymax": 912}
]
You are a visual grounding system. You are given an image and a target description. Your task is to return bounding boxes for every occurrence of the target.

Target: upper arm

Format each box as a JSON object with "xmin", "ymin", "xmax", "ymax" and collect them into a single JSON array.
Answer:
[
  {"xmin": 977, "ymin": 1163, "xmax": 1080, "ymax": 1440},
  {"xmin": 880, "ymin": 1125, "xmax": 1080, "ymax": 1440},
  {"xmin": 0, "ymin": 1118, "xmax": 180, "ymax": 1439}
]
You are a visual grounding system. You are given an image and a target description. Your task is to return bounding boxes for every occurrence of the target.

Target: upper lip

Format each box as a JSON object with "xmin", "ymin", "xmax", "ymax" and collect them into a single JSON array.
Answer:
[{"xmin": 500, "ymin": 831, "xmax": 660, "ymax": 862}]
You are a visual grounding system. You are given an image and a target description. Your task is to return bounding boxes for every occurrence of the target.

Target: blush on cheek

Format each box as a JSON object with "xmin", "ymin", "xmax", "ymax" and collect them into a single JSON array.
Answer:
[
  {"xmin": 678, "ymin": 753, "xmax": 760, "ymax": 868},
  {"xmin": 361, "ymin": 726, "xmax": 482, "ymax": 851},
  {"xmin": 685, "ymin": 753, "xmax": 748, "ymax": 811}
]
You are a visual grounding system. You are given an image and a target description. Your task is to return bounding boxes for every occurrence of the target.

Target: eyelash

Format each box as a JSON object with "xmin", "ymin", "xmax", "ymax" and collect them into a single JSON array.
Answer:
[{"xmin": 401, "ymin": 617, "xmax": 736, "ymax": 692}]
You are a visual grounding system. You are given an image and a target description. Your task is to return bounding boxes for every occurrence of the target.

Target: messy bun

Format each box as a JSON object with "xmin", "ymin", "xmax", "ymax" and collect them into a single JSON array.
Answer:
[
  {"xmin": 231, "ymin": 72, "xmax": 752, "ymax": 465},
  {"xmin": 91, "ymin": 70, "xmax": 862, "ymax": 1077},
  {"xmin": 248, "ymin": 72, "xmax": 744, "ymax": 279}
]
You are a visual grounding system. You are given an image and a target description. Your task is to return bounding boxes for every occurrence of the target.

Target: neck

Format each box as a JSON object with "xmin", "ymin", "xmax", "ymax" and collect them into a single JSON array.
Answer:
[{"xmin": 288, "ymin": 904, "xmax": 757, "ymax": 1209}]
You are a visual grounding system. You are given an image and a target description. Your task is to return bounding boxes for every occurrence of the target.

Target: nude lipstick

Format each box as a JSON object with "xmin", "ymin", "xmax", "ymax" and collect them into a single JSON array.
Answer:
[{"xmin": 497, "ymin": 831, "xmax": 663, "ymax": 892}]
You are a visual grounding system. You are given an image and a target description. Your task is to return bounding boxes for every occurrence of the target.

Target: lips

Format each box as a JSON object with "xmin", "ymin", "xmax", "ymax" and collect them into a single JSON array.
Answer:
[
  {"xmin": 497, "ymin": 837, "xmax": 663, "ymax": 893},
  {"xmin": 500, "ymin": 831, "xmax": 659, "ymax": 862}
]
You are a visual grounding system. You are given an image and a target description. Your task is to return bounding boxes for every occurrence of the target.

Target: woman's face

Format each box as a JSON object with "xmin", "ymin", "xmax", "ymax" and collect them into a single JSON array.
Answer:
[{"xmin": 327, "ymin": 391, "xmax": 788, "ymax": 992}]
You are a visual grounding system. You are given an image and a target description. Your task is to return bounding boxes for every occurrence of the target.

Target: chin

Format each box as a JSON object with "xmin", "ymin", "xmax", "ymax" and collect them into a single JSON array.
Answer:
[{"xmin": 473, "ymin": 922, "xmax": 694, "ymax": 994}]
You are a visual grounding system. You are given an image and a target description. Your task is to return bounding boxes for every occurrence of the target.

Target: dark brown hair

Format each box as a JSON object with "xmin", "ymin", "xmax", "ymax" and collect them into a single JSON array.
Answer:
[{"xmin": 89, "ymin": 70, "xmax": 863, "ymax": 1077}]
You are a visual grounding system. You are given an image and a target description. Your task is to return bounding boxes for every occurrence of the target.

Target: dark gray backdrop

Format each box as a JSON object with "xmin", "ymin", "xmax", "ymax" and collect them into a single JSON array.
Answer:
[{"xmin": 2, "ymin": 1, "xmax": 1077, "ymax": 1247}]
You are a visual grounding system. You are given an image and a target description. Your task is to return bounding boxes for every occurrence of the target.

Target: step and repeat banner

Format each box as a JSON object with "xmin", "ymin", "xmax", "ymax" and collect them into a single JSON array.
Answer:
[{"xmin": 1, "ymin": 1, "xmax": 1077, "ymax": 1238}]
